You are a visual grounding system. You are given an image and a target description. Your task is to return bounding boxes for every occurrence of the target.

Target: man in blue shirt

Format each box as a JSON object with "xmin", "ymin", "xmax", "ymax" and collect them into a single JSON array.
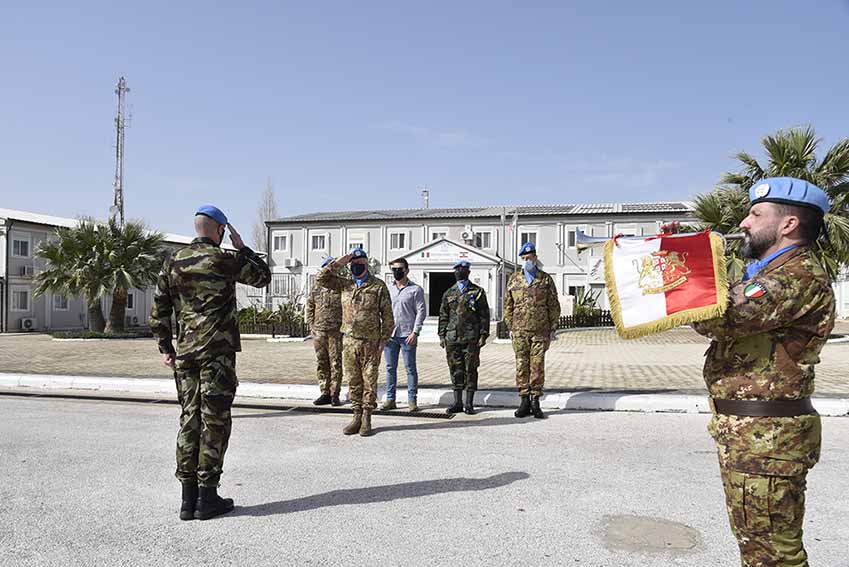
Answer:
[{"xmin": 381, "ymin": 257, "xmax": 427, "ymax": 412}]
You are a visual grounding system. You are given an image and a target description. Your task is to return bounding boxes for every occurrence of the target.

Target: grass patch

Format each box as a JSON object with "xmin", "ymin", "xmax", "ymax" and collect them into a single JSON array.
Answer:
[{"xmin": 50, "ymin": 330, "xmax": 154, "ymax": 340}]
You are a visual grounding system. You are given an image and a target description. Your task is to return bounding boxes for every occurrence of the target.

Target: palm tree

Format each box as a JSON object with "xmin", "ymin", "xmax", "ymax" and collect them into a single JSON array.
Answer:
[
  {"xmin": 101, "ymin": 218, "xmax": 166, "ymax": 332},
  {"xmin": 34, "ymin": 220, "xmax": 109, "ymax": 331},
  {"xmin": 694, "ymin": 126, "xmax": 849, "ymax": 280}
]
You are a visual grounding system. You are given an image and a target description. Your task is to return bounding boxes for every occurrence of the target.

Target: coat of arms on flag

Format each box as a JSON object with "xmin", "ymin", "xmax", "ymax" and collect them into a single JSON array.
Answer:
[{"xmin": 604, "ymin": 232, "xmax": 728, "ymax": 339}]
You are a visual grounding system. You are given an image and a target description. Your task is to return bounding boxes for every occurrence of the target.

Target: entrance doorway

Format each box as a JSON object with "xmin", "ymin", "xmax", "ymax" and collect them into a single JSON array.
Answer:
[{"xmin": 428, "ymin": 272, "xmax": 455, "ymax": 315}]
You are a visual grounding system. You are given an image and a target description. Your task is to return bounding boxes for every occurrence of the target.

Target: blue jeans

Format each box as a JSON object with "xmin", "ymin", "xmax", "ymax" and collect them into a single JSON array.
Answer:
[{"xmin": 384, "ymin": 335, "xmax": 418, "ymax": 401}]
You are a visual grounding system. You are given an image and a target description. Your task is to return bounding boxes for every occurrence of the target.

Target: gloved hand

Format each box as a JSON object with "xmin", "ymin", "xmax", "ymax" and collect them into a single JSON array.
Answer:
[
  {"xmin": 478, "ymin": 335, "xmax": 488, "ymax": 348},
  {"xmin": 439, "ymin": 338, "xmax": 446, "ymax": 349}
]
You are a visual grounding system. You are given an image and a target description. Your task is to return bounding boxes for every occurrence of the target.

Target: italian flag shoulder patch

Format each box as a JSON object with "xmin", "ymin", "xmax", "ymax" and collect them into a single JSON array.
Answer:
[{"xmin": 744, "ymin": 282, "xmax": 767, "ymax": 299}]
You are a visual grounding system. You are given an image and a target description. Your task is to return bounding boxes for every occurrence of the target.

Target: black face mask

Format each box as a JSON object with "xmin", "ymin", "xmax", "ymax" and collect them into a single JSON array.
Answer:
[
  {"xmin": 454, "ymin": 269, "xmax": 470, "ymax": 282},
  {"xmin": 351, "ymin": 263, "xmax": 367, "ymax": 278},
  {"xmin": 392, "ymin": 268, "xmax": 406, "ymax": 281}
]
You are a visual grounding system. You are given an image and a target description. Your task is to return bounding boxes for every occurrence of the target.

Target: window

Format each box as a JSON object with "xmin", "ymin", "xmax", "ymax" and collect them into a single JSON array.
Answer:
[
  {"xmin": 430, "ymin": 228, "xmax": 448, "ymax": 241},
  {"xmin": 567, "ymin": 230, "xmax": 576, "ymax": 248},
  {"xmin": 11, "ymin": 289, "xmax": 30, "ymax": 311},
  {"xmin": 311, "ymin": 234, "xmax": 327, "ymax": 251},
  {"xmin": 474, "ymin": 232, "xmax": 492, "ymax": 249},
  {"xmin": 567, "ymin": 285, "xmax": 585, "ymax": 297},
  {"xmin": 520, "ymin": 232, "xmax": 537, "ymax": 247},
  {"xmin": 271, "ymin": 274, "xmax": 297, "ymax": 297},
  {"xmin": 53, "ymin": 295, "xmax": 69, "ymax": 311},
  {"xmin": 348, "ymin": 241, "xmax": 364, "ymax": 251},
  {"xmin": 390, "ymin": 232, "xmax": 406, "ymax": 250},
  {"xmin": 12, "ymin": 237, "xmax": 30, "ymax": 258},
  {"xmin": 126, "ymin": 292, "xmax": 135, "ymax": 310},
  {"xmin": 273, "ymin": 234, "xmax": 288, "ymax": 252}
]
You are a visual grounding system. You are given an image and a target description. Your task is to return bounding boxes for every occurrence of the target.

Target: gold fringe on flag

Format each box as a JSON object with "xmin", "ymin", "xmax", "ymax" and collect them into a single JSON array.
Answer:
[{"xmin": 604, "ymin": 232, "xmax": 729, "ymax": 339}]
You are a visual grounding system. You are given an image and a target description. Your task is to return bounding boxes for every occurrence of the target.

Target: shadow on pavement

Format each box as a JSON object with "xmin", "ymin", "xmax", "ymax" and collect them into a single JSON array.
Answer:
[
  {"xmin": 372, "ymin": 410, "xmax": 589, "ymax": 434},
  {"xmin": 232, "ymin": 471, "xmax": 530, "ymax": 517}
]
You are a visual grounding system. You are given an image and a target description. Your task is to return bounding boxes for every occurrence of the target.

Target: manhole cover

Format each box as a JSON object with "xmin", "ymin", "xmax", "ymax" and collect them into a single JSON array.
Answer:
[{"xmin": 601, "ymin": 514, "xmax": 700, "ymax": 553}]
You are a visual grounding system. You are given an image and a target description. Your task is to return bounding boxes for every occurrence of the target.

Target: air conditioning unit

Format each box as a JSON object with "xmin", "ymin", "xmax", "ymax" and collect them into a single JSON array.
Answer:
[
  {"xmin": 20, "ymin": 318, "xmax": 37, "ymax": 331},
  {"xmin": 125, "ymin": 315, "xmax": 141, "ymax": 327},
  {"xmin": 20, "ymin": 265, "xmax": 35, "ymax": 277},
  {"xmin": 283, "ymin": 258, "xmax": 300, "ymax": 268},
  {"xmin": 460, "ymin": 225, "xmax": 475, "ymax": 242}
]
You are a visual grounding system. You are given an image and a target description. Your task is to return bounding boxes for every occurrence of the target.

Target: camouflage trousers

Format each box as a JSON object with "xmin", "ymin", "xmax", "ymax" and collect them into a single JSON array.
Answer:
[
  {"xmin": 173, "ymin": 353, "xmax": 238, "ymax": 487},
  {"xmin": 445, "ymin": 342, "xmax": 480, "ymax": 391},
  {"xmin": 313, "ymin": 330, "xmax": 343, "ymax": 396},
  {"xmin": 719, "ymin": 461, "xmax": 809, "ymax": 567},
  {"xmin": 342, "ymin": 336, "xmax": 382, "ymax": 411},
  {"xmin": 512, "ymin": 333, "xmax": 549, "ymax": 396}
]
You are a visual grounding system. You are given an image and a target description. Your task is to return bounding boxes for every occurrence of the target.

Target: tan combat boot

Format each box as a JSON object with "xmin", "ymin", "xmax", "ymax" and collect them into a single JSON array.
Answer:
[
  {"xmin": 359, "ymin": 409, "xmax": 374, "ymax": 437},
  {"xmin": 343, "ymin": 411, "xmax": 362, "ymax": 435}
]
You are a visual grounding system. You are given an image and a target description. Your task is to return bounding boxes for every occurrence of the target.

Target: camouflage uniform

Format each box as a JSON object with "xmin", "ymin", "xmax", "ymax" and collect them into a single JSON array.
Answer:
[
  {"xmin": 305, "ymin": 286, "xmax": 343, "ymax": 397},
  {"xmin": 438, "ymin": 282, "xmax": 490, "ymax": 391},
  {"xmin": 149, "ymin": 237, "xmax": 271, "ymax": 487},
  {"xmin": 315, "ymin": 268, "xmax": 394, "ymax": 411},
  {"xmin": 503, "ymin": 269, "xmax": 561, "ymax": 396},
  {"xmin": 693, "ymin": 247, "xmax": 834, "ymax": 567}
]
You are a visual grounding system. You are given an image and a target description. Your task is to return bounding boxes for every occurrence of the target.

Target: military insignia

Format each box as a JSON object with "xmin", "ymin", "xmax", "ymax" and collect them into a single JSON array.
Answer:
[
  {"xmin": 633, "ymin": 250, "xmax": 691, "ymax": 295},
  {"xmin": 754, "ymin": 183, "xmax": 770, "ymax": 198},
  {"xmin": 744, "ymin": 282, "xmax": 767, "ymax": 299}
]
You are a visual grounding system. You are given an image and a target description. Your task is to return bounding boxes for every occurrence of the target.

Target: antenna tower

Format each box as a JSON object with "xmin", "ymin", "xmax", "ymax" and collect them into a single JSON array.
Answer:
[{"xmin": 110, "ymin": 76, "xmax": 130, "ymax": 226}]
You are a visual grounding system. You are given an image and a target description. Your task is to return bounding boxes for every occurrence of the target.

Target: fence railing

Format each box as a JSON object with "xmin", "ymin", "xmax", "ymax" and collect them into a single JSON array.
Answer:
[
  {"xmin": 239, "ymin": 320, "xmax": 309, "ymax": 338},
  {"xmin": 496, "ymin": 310, "xmax": 614, "ymax": 339}
]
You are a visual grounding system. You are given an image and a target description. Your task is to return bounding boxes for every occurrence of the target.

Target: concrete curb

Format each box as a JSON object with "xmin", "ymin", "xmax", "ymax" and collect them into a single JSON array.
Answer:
[{"xmin": 1, "ymin": 372, "xmax": 847, "ymax": 417}]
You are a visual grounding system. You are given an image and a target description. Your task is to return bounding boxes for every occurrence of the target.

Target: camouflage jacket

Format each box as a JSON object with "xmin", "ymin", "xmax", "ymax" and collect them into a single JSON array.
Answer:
[
  {"xmin": 503, "ymin": 269, "xmax": 561, "ymax": 337},
  {"xmin": 438, "ymin": 282, "xmax": 490, "ymax": 344},
  {"xmin": 305, "ymin": 286, "xmax": 342, "ymax": 333},
  {"xmin": 315, "ymin": 268, "xmax": 394, "ymax": 342},
  {"xmin": 149, "ymin": 237, "xmax": 272, "ymax": 360},
  {"xmin": 692, "ymin": 246, "xmax": 835, "ymax": 476}
]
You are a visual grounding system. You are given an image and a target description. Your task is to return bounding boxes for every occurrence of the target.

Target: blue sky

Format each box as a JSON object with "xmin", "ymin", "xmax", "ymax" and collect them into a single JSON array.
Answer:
[{"xmin": 2, "ymin": 1, "xmax": 848, "ymax": 237}]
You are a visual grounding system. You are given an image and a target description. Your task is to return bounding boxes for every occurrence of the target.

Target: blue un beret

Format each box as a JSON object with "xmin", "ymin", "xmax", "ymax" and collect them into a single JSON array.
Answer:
[
  {"xmin": 321, "ymin": 256, "xmax": 335, "ymax": 268},
  {"xmin": 518, "ymin": 241, "xmax": 536, "ymax": 256},
  {"xmin": 195, "ymin": 205, "xmax": 228, "ymax": 226},
  {"xmin": 453, "ymin": 260, "xmax": 471, "ymax": 269},
  {"xmin": 351, "ymin": 248, "xmax": 368, "ymax": 260},
  {"xmin": 749, "ymin": 177, "xmax": 829, "ymax": 215}
]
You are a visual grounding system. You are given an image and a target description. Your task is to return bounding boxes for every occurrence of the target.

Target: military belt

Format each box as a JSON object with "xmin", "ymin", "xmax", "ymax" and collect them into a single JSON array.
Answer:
[{"xmin": 710, "ymin": 397, "xmax": 815, "ymax": 417}]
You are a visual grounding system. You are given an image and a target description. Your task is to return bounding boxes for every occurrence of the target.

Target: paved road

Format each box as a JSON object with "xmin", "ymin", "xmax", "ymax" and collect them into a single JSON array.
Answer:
[
  {"xmin": 2, "ymin": 326, "xmax": 849, "ymax": 394},
  {"xmin": 2, "ymin": 396, "xmax": 847, "ymax": 566}
]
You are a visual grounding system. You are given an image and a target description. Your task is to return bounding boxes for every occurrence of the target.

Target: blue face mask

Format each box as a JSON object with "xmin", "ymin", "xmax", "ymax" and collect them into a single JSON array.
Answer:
[
  {"xmin": 351, "ymin": 263, "xmax": 367, "ymax": 278},
  {"xmin": 523, "ymin": 260, "xmax": 536, "ymax": 272}
]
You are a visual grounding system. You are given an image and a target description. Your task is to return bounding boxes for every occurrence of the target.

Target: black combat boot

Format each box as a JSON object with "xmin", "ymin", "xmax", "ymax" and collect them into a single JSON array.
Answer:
[
  {"xmin": 179, "ymin": 480, "xmax": 198, "ymax": 521},
  {"xmin": 531, "ymin": 395, "xmax": 546, "ymax": 419},
  {"xmin": 313, "ymin": 393, "xmax": 332, "ymax": 406},
  {"xmin": 194, "ymin": 485, "xmax": 234, "ymax": 521},
  {"xmin": 464, "ymin": 390, "xmax": 477, "ymax": 415},
  {"xmin": 514, "ymin": 395, "xmax": 532, "ymax": 418},
  {"xmin": 446, "ymin": 390, "xmax": 464, "ymax": 414},
  {"xmin": 331, "ymin": 393, "xmax": 343, "ymax": 406}
]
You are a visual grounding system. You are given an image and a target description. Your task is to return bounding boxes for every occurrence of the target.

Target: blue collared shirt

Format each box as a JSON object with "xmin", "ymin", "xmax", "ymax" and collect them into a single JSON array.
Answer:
[
  {"xmin": 743, "ymin": 245, "xmax": 799, "ymax": 281},
  {"xmin": 524, "ymin": 268, "xmax": 536, "ymax": 284},
  {"xmin": 457, "ymin": 279, "xmax": 469, "ymax": 293},
  {"xmin": 388, "ymin": 279, "xmax": 427, "ymax": 337},
  {"xmin": 355, "ymin": 274, "xmax": 369, "ymax": 288}
]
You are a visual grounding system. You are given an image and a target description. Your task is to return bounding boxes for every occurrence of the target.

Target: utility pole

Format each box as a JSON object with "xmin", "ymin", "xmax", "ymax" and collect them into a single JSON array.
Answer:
[{"xmin": 110, "ymin": 76, "xmax": 130, "ymax": 227}]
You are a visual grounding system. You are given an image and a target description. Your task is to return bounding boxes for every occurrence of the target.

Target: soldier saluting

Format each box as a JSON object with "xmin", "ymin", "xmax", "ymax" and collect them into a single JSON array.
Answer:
[
  {"xmin": 306, "ymin": 256, "xmax": 344, "ymax": 406},
  {"xmin": 317, "ymin": 248, "xmax": 394, "ymax": 436},
  {"xmin": 503, "ymin": 241, "xmax": 561, "ymax": 419},
  {"xmin": 693, "ymin": 178, "xmax": 835, "ymax": 566},
  {"xmin": 150, "ymin": 205, "xmax": 271, "ymax": 521},
  {"xmin": 438, "ymin": 260, "xmax": 490, "ymax": 415}
]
